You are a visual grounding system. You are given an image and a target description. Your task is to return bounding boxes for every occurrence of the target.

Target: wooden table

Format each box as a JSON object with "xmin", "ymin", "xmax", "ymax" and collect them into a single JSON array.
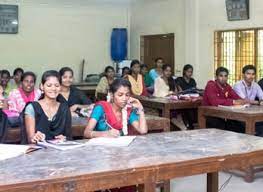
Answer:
[
  {"xmin": 73, "ymin": 83, "xmax": 97, "ymax": 101},
  {"xmin": 136, "ymin": 96, "xmax": 201, "ymax": 123},
  {"xmin": 198, "ymin": 105, "xmax": 263, "ymax": 182},
  {"xmin": 1, "ymin": 129, "xmax": 263, "ymax": 192},
  {"xmin": 5, "ymin": 116, "xmax": 170, "ymax": 143},
  {"xmin": 198, "ymin": 105, "xmax": 263, "ymax": 135}
]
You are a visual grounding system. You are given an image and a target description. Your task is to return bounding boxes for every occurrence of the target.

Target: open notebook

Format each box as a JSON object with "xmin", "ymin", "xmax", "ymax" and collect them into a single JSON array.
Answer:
[
  {"xmin": 86, "ymin": 136, "xmax": 136, "ymax": 147},
  {"xmin": 37, "ymin": 140, "xmax": 85, "ymax": 151},
  {"xmin": 0, "ymin": 144, "xmax": 40, "ymax": 161}
]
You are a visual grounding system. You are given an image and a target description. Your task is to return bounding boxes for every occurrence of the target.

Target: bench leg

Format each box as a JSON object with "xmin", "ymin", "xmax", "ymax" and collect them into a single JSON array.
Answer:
[
  {"xmin": 244, "ymin": 166, "xmax": 255, "ymax": 183},
  {"xmin": 207, "ymin": 172, "xmax": 218, "ymax": 192}
]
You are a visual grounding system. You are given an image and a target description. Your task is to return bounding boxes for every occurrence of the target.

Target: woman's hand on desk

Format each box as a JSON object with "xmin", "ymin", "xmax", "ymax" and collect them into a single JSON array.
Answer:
[
  {"xmin": 105, "ymin": 129, "xmax": 120, "ymax": 138},
  {"xmin": 31, "ymin": 131, "xmax": 46, "ymax": 143}
]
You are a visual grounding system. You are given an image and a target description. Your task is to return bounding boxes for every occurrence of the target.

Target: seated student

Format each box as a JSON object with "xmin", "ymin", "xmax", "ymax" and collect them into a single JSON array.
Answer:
[
  {"xmin": 59, "ymin": 67, "xmax": 93, "ymax": 117},
  {"xmin": 153, "ymin": 64, "xmax": 186, "ymax": 130},
  {"xmin": 234, "ymin": 65, "xmax": 263, "ymax": 104},
  {"xmin": 233, "ymin": 65, "xmax": 263, "ymax": 136},
  {"xmin": 0, "ymin": 87, "xmax": 8, "ymax": 143},
  {"xmin": 176, "ymin": 64, "xmax": 198, "ymax": 130},
  {"xmin": 95, "ymin": 66, "xmax": 115, "ymax": 98},
  {"xmin": 149, "ymin": 57, "xmax": 164, "ymax": 82},
  {"xmin": 23, "ymin": 70, "xmax": 72, "ymax": 144},
  {"xmin": 176, "ymin": 64, "xmax": 197, "ymax": 91},
  {"xmin": 203, "ymin": 67, "xmax": 248, "ymax": 129},
  {"xmin": 153, "ymin": 64, "xmax": 178, "ymax": 97},
  {"xmin": 0, "ymin": 70, "xmax": 12, "ymax": 97},
  {"xmin": 203, "ymin": 67, "xmax": 247, "ymax": 106},
  {"xmin": 127, "ymin": 60, "xmax": 148, "ymax": 96},
  {"xmin": 4, "ymin": 72, "xmax": 41, "ymax": 127},
  {"xmin": 121, "ymin": 66, "xmax": 130, "ymax": 78},
  {"xmin": 8, "ymin": 68, "xmax": 24, "ymax": 91},
  {"xmin": 84, "ymin": 78, "xmax": 147, "ymax": 138},
  {"xmin": 140, "ymin": 64, "xmax": 154, "ymax": 88}
]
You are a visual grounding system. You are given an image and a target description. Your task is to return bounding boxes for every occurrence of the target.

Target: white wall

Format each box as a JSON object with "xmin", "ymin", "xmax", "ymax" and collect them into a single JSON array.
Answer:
[
  {"xmin": 186, "ymin": 0, "xmax": 263, "ymax": 88},
  {"xmin": 0, "ymin": 0, "xmax": 130, "ymax": 82},
  {"xmin": 129, "ymin": 0, "xmax": 186, "ymax": 75}
]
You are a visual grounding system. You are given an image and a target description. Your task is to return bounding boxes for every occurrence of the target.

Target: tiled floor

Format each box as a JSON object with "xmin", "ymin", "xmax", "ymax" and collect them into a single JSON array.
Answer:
[{"xmin": 170, "ymin": 172, "xmax": 263, "ymax": 192}]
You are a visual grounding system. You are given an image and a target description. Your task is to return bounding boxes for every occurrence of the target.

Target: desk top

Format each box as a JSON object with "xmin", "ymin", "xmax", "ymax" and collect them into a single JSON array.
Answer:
[
  {"xmin": 200, "ymin": 105, "xmax": 263, "ymax": 115},
  {"xmin": 1, "ymin": 129, "xmax": 263, "ymax": 187},
  {"xmin": 137, "ymin": 96, "xmax": 202, "ymax": 105}
]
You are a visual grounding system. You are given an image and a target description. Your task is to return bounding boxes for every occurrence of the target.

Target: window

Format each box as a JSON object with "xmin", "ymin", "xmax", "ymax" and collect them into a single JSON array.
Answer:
[{"xmin": 214, "ymin": 28, "xmax": 263, "ymax": 85}]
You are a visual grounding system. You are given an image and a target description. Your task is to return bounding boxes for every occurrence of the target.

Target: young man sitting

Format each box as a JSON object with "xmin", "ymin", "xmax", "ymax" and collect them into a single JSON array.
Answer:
[
  {"xmin": 202, "ymin": 67, "xmax": 248, "ymax": 130},
  {"xmin": 233, "ymin": 65, "xmax": 263, "ymax": 136}
]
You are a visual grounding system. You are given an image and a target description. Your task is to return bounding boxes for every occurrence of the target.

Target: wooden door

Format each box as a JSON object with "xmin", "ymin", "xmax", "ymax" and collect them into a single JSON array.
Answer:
[{"xmin": 140, "ymin": 33, "xmax": 174, "ymax": 73}]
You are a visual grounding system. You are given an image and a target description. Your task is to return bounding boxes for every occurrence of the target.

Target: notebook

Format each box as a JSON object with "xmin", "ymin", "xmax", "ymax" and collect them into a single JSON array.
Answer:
[
  {"xmin": 37, "ymin": 140, "xmax": 85, "ymax": 151},
  {"xmin": 0, "ymin": 144, "xmax": 40, "ymax": 161},
  {"xmin": 86, "ymin": 136, "xmax": 136, "ymax": 147}
]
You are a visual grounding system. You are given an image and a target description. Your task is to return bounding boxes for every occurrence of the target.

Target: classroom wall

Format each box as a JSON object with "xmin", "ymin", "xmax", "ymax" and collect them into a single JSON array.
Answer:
[
  {"xmin": 129, "ymin": 0, "xmax": 186, "ymax": 76},
  {"xmin": 130, "ymin": 0, "xmax": 263, "ymax": 88},
  {"xmin": 185, "ymin": 0, "xmax": 263, "ymax": 88},
  {"xmin": 0, "ymin": 0, "xmax": 130, "ymax": 82}
]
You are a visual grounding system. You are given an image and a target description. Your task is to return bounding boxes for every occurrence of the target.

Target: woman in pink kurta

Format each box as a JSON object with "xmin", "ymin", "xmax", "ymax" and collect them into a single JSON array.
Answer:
[{"xmin": 4, "ymin": 72, "xmax": 41, "ymax": 127}]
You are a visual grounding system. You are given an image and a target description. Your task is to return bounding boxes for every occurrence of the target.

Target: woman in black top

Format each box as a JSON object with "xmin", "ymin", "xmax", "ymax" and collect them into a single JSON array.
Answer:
[
  {"xmin": 23, "ymin": 70, "xmax": 72, "ymax": 144},
  {"xmin": 59, "ymin": 67, "xmax": 92, "ymax": 116},
  {"xmin": 177, "ymin": 64, "xmax": 197, "ymax": 130},
  {"xmin": 176, "ymin": 64, "xmax": 197, "ymax": 91}
]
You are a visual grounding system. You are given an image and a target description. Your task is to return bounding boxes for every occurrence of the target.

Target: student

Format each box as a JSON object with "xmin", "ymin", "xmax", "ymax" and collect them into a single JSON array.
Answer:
[
  {"xmin": 203, "ymin": 67, "xmax": 248, "ymax": 129},
  {"xmin": 127, "ymin": 60, "xmax": 148, "ymax": 96},
  {"xmin": 8, "ymin": 68, "xmax": 24, "ymax": 90},
  {"xmin": 149, "ymin": 57, "xmax": 164, "ymax": 82},
  {"xmin": 95, "ymin": 66, "xmax": 115, "ymax": 98},
  {"xmin": 234, "ymin": 65, "xmax": 263, "ymax": 104},
  {"xmin": 176, "ymin": 64, "xmax": 198, "ymax": 130},
  {"xmin": 4, "ymin": 72, "xmax": 41, "ymax": 127},
  {"xmin": 121, "ymin": 67, "xmax": 130, "ymax": 78},
  {"xmin": 153, "ymin": 64, "xmax": 178, "ymax": 97},
  {"xmin": 233, "ymin": 65, "xmax": 263, "ymax": 136},
  {"xmin": 203, "ymin": 67, "xmax": 247, "ymax": 106},
  {"xmin": 0, "ymin": 70, "xmax": 12, "ymax": 97},
  {"xmin": 23, "ymin": 70, "xmax": 72, "ymax": 144},
  {"xmin": 84, "ymin": 78, "xmax": 147, "ymax": 138},
  {"xmin": 59, "ymin": 67, "xmax": 93, "ymax": 117},
  {"xmin": 176, "ymin": 64, "xmax": 197, "ymax": 91},
  {"xmin": 140, "ymin": 64, "xmax": 154, "ymax": 88}
]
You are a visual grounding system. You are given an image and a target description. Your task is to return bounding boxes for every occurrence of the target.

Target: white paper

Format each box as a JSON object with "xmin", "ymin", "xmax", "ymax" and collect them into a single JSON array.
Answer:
[
  {"xmin": 0, "ymin": 144, "xmax": 30, "ymax": 161},
  {"xmin": 218, "ymin": 104, "xmax": 250, "ymax": 110},
  {"xmin": 86, "ymin": 136, "xmax": 136, "ymax": 147},
  {"xmin": 37, "ymin": 141, "xmax": 85, "ymax": 151}
]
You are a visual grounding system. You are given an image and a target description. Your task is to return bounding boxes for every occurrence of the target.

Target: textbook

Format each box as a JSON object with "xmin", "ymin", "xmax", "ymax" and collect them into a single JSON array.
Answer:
[
  {"xmin": 37, "ymin": 140, "xmax": 85, "ymax": 151},
  {"xmin": 86, "ymin": 136, "xmax": 136, "ymax": 147},
  {"xmin": 0, "ymin": 144, "xmax": 41, "ymax": 161}
]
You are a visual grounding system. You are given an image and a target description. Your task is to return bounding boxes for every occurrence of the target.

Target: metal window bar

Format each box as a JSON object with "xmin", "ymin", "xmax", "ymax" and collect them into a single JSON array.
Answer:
[{"xmin": 214, "ymin": 28, "xmax": 263, "ymax": 85}]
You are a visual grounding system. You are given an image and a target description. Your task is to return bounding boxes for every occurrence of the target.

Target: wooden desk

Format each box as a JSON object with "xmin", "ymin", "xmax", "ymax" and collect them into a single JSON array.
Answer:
[
  {"xmin": 136, "ymin": 96, "xmax": 201, "ymax": 122},
  {"xmin": 5, "ymin": 116, "xmax": 170, "ymax": 143},
  {"xmin": 198, "ymin": 105, "xmax": 263, "ymax": 135},
  {"xmin": 73, "ymin": 84, "xmax": 97, "ymax": 101},
  {"xmin": 1, "ymin": 129, "xmax": 263, "ymax": 192},
  {"xmin": 198, "ymin": 105, "xmax": 263, "ymax": 182}
]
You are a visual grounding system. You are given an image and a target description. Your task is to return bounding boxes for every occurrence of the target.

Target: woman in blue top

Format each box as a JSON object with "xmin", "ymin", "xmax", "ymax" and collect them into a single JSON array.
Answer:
[
  {"xmin": 84, "ymin": 78, "xmax": 147, "ymax": 138},
  {"xmin": 149, "ymin": 57, "xmax": 164, "ymax": 82}
]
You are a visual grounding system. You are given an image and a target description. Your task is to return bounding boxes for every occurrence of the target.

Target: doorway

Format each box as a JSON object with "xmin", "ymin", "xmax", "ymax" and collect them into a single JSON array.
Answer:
[{"xmin": 140, "ymin": 33, "xmax": 175, "ymax": 72}]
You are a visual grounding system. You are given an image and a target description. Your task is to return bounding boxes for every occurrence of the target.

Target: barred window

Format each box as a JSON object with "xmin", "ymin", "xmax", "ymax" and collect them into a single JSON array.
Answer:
[{"xmin": 214, "ymin": 28, "xmax": 263, "ymax": 85}]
